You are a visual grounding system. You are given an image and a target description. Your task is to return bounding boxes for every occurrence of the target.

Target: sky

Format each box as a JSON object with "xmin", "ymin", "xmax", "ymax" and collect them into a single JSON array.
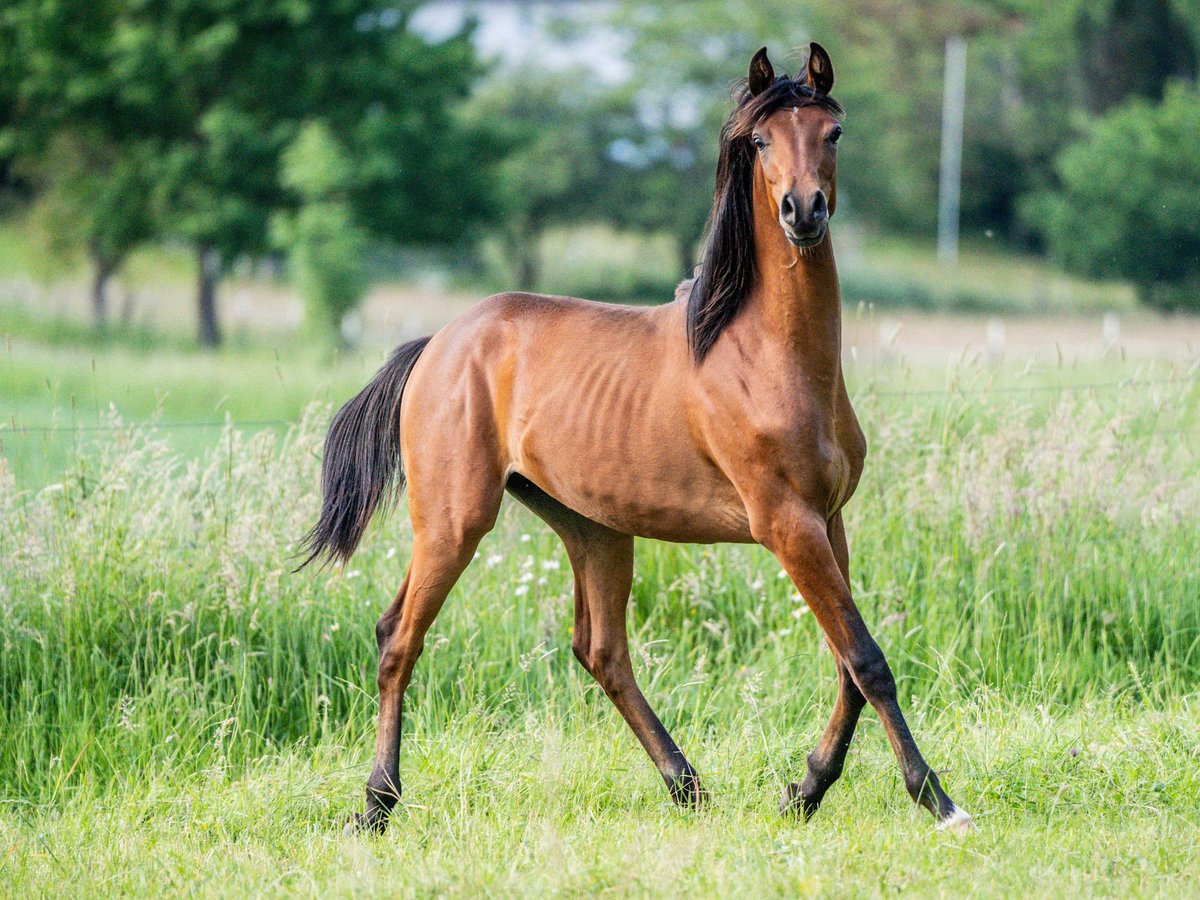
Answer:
[{"xmin": 410, "ymin": 0, "xmax": 632, "ymax": 84}]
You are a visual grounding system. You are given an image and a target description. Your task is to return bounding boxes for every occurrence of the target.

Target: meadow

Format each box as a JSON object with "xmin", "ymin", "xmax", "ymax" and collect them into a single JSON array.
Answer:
[{"xmin": 2, "ymin": 304, "xmax": 1199, "ymax": 896}]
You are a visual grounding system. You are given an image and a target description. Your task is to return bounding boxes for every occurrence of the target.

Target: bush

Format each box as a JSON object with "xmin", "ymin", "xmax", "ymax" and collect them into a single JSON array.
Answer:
[{"xmin": 1027, "ymin": 82, "xmax": 1200, "ymax": 312}]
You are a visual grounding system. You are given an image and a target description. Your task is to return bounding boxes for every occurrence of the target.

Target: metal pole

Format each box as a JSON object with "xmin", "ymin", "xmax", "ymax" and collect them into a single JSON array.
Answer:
[{"xmin": 937, "ymin": 35, "xmax": 966, "ymax": 268}]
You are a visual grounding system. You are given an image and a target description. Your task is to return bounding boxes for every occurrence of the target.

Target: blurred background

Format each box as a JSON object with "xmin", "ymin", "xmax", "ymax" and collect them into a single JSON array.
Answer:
[{"xmin": 2, "ymin": 0, "xmax": 1199, "ymax": 483}]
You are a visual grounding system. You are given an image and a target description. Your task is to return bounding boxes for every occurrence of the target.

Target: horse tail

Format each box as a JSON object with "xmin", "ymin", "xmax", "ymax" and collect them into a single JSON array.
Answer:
[{"xmin": 297, "ymin": 336, "xmax": 432, "ymax": 570}]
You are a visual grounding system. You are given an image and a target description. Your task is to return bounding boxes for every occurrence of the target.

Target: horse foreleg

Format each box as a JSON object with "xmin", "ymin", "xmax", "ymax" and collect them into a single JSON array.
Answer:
[
  {"xmin": 782, "ymin": 512, "xmax": 865, "ymax": 818},
  {"xmin": 759, "ymin": 506, "xmax": 971, "ymax": 832}
]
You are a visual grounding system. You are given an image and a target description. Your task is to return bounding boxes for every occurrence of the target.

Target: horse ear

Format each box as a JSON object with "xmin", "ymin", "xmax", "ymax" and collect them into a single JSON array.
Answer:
[
  {"xmin": 805, "ymin": 41, "xmax": 835, "ymax": 94},
  {"xmin": 748, "ymin": 47, "xmax": 775, "ymax": 97}
]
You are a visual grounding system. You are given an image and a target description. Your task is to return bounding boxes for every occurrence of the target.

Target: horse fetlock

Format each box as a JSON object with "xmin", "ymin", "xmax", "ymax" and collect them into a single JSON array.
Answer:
[
  {"xmin": 366, "ymin": 772, "xmax": 402, "ymax": 811},
  {"xmin": 789, "ymin": 754, "xmax": 840, "ymax": 818},
  {"xmin": 345, "ymin": 806, "xmax": 391, "ymax": 837},
  {"xmin": 806, "ymin": 748, "xmax": 844, "ymax": 786},
  {"xmin": 903, "ymin": 766, "xmax": 951, "ymax": 814}
]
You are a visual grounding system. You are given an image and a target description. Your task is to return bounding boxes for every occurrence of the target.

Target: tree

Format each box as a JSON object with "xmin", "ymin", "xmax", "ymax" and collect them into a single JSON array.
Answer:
[
  {"xmin": 595, "ymin": 3, "xmax": 796, "ymax": 265},
  {"xmin": 598, "ymin": 1, "xmax": 1006, "ymax": 244},
  {"xmin": 1030, "ymin": 82, "xmax": 1200, "ymax": 311},
  {"xmin": 464, "ymin": 72, "xmax": 617, "ymax": 290},
  {"xmin": 275, "ymin": 122, "xmax": 369, "ymax": 343},
  {"xmin": 2, "ymin": 0, "xmax": 500, "ymax": 345},
  {"xmin": 1075, "ymin": 0, "xmax": 1196, "ymax": 114},
  {"xmin": 24, "ymin": 132, "xmax": 157, "ymax": 329},
  {"xmin": 595, "ymin": 0, "xmax": 1185, "ymax": 250}
]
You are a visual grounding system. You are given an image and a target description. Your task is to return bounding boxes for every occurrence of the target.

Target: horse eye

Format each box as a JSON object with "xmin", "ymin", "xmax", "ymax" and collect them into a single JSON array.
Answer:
[
  {"xmin": 752, "ymin": 135, "xmax": 766, "ymax": 151},
  {"xmin": 828, "ymin": 127, "xmax": 843, "ymax": 145}
]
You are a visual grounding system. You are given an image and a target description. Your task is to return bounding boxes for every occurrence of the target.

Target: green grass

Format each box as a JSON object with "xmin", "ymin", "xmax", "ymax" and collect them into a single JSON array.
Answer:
[
  {"xmin": 1, "ymin": 325, "xmax": 1198, "ymax": 895},
  {"xmin": 0, "ymin": 306, "xmax": 384, "ymax": 486}
]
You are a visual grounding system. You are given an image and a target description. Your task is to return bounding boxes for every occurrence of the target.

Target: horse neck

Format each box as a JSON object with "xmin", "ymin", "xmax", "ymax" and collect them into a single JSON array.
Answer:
[{"xmin": 743, "ymin": 163, "xmax": 843, "ymax": 388}]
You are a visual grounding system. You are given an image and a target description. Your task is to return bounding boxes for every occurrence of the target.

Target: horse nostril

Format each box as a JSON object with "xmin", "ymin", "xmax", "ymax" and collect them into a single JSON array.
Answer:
[
  {"xmin": 780, "ymin": 192, "xmax": 798, "ymax": 225},
  {"xmin": 811, "ymin": 191, "xmax": 828, "ymax": 220}
]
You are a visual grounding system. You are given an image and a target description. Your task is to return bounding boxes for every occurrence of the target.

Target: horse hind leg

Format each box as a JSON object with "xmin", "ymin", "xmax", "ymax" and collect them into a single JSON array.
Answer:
[
  {"xmin": 507, "ymin": 475, "xmax": 703, "ymax": 807},
  {"xmin": 781, "ymin": 656, "xmax": 865, "ymax": 819},
  {"xmin": 350, "ymin": 483, "xmax": 503, "ymax": 835}
]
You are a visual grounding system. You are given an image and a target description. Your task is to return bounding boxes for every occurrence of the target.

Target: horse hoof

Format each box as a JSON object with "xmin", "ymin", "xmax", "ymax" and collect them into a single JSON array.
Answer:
[
  {"xmin": 668, "ymin": 770, "xmax": 707, "ymax": 808},
  {"xmin": 936, "ymin": 806, "xmax": 975, "ymax": 836},
  {"xmin": 343, "ymin": 811, "xmax": 388, "ymax": 837},
  {"xmin": 779, "ymin": 782, "xmax": 819, "ymax": 820}
]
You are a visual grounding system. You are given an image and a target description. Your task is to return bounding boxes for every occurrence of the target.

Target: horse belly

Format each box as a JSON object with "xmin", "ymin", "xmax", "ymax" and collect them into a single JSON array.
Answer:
[
  {"xmin": 509, "ymin": 366, "xmax": 751, "ymax": 543},
  {"xmin": 522, "ymin": 443, "xmax": 752, "ymax": 544}
]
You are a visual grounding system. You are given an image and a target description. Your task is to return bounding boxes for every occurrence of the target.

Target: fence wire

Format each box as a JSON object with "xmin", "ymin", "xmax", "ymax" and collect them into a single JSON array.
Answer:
[{"xmin": 1, "ymin": 372, "xmax": 1196, "ymax": 437}]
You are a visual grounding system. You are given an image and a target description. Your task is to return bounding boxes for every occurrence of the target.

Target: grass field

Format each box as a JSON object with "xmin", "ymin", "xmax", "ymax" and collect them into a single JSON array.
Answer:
[{"xmin": 2, "ymin": 309, "xmax": 1199, "ymax": 895}]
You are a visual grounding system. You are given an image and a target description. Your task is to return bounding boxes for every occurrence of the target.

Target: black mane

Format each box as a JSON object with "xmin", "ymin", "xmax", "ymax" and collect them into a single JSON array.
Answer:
[{"xmin": 685, "ymin": 74, "xmax": 843, "ymax": 363}]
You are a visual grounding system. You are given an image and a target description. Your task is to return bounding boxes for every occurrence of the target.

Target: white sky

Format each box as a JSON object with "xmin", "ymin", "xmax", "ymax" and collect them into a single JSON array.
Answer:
[{"xmin": 410, "ymin": 1, "xmax": 632, "ymax": 84}]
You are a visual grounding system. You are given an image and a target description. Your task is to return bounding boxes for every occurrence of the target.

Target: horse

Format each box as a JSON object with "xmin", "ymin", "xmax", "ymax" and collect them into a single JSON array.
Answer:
[{"xmin": 301, "ymin": 42, "xmax": 972, "ymax": 836}]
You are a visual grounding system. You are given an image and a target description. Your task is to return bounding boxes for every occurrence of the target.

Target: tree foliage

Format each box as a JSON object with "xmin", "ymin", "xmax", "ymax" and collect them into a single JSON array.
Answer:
[
  {"xmin": 275, "ymin": 122, "xmax": 369, "ymax": 341},
  {"xmin": 1032, "ymin": 82, "xmax": 1200, "ymax": 311},
  {"xmin": 23, "ymin": 132, "xmax": 158, "ymax": 327},
  {"xmin": 464, "ymin": 71, "xmax": 620, "ymax": 290},
  {"xmin": 1, "ymin": 0, "xmax": 499, "ymax": 343}
]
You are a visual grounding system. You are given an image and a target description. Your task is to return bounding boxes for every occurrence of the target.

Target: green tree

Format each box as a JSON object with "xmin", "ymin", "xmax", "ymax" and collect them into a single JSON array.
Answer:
[
  {"xmin": 596, "ymin": 3, "xmax": 794, "ymax": 264},
  {"xmin": 275, "ymin": 122, "xmax": 369, "ymax": 343},
  {"xmin": 24, "ymin": 132, "xmax": 157, "ymax": 328},
  {"xmin": 598, "ymin": 1, "xmax": 1003, "ymax": 242},
  {"xmin": 1075, "ymin": 0, "xmax": 1196, "ymax": 114},
  {"xmin": 1030, "ymin": 82, "xmax": 1200, "ymax": 311},
  {"xmin": 599, "ymin": 0, "xmax": 1199, "ymax": 247},
  {"xmin": 465, "ymin": 72, "xmax": 616, "ymax": 290},
  {"xmin": 2, "ymin": 0, "xmax": 499, "ymax": 346}
]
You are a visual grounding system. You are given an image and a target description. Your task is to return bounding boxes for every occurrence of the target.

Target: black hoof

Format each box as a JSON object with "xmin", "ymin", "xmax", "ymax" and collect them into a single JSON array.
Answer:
[
  {"xmin": 667, "ymin": 768, "xmax": 707, "ymax": 808},
  {"xmin": 780, "ymin": 782, "xmax": 820, "ymax": 820},
  {"xmin": 343, "ymin": 808, "xmax": 389, "ymax": 836},
  {"xmin": 346, "ymin": 776, "xmax": 401, "ymax": 836}
]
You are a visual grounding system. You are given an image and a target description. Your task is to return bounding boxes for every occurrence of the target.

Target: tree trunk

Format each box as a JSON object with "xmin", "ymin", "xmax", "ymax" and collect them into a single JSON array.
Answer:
[
  {"xmin": 197, "ymin": 245, "xmax": 222, "ymax": 348},
  {"xmin": 516, "ymin": 242, "xmax": 538, "ymax": 292},
  {"xmin": 508, "ymin": 220, "xmax": 542, "ymax": 292},
  {"xmin": 89, "ymin": 252, "xmax": 114, "ymax": 331}
]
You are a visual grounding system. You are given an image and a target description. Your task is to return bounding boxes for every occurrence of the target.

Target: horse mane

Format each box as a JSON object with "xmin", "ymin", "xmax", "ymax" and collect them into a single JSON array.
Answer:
[{"xmin": 684, "ymin": 72, "xmax": 843, "ymax": 363}]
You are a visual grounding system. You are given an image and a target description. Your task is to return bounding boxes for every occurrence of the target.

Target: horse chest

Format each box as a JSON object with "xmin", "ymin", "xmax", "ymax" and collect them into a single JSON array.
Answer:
[{"xmin": 757, "ymin": 409, "xmax": 866, "ymax": 515}]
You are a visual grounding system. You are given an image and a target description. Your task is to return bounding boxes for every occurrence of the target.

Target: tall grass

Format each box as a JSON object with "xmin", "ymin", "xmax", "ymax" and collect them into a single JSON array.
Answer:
[{"xmin": 2, "ymin": 377, "xmax": 1196, "ymax": 814}]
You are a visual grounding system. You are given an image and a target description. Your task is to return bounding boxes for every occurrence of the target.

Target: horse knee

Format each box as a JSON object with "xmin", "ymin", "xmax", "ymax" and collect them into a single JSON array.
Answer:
[{"xmin": 749, "ymin": 507, "xmax": 826, "ymax": 560}]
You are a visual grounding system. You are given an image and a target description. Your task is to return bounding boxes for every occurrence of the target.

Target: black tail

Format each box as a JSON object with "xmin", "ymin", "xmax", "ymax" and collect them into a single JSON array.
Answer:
[{"xmin": 297, "ymin": 336, "xmax": 432, "ymax": 570}]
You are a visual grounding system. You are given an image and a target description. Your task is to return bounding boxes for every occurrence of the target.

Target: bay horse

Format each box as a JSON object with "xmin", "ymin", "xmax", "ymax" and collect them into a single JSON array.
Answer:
[{"xmin": 302, "ymin": 43, "xmax": 972, "ymax": 836}]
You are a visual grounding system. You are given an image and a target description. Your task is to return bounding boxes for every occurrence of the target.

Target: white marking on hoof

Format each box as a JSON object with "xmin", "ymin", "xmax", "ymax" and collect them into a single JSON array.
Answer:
[{"xmin": 936, "ymin": 806, "xmax": 975, "ymax": 836}]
